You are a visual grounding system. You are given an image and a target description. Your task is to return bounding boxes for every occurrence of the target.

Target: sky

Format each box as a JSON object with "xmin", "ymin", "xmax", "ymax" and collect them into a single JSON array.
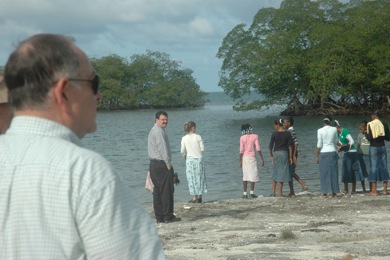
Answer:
[{"xmin": 0, "ymin": 0, "xmax": 284, "ymax": 92}]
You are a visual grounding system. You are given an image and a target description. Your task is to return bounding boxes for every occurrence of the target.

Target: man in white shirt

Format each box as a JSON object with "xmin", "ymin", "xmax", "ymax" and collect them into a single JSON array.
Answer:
[{"xmin": 0, "ymin": 34, "xmax": 165, "ymax": 259}]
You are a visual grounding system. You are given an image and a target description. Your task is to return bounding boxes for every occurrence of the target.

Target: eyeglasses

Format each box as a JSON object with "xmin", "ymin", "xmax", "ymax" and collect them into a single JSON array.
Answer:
[{"xmin": 68, "ymin": 75, "xmax": 99, "ymax": 95}]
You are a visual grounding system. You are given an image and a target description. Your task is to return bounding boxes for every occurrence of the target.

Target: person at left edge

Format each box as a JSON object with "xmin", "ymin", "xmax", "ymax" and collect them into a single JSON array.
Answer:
[
  {"xmin": 0, "ymin": 33, "xmax": 165, "ymax": 260},
  {"xmin": 148, "ymin": 111, "xmax": 181, "ymax": 223},
  {"xmin": 0, "ymin": 72, "xmax": 13, "ymax": 134}
]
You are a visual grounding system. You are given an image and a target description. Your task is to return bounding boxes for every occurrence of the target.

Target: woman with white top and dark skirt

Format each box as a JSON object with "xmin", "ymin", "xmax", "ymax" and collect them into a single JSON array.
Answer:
[{"xmin": 315, "ymin": 116, "xmax": 341, "ymax": 198}]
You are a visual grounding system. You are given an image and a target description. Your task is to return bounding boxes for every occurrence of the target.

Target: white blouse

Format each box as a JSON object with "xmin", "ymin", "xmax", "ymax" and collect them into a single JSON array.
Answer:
[{"xmin": 181, "ymin": 133, "xmax": 204, "ymax": 158}]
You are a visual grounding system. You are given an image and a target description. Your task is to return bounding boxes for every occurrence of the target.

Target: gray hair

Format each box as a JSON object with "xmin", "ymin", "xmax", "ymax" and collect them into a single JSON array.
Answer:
[{"xmin": 4, "ymin": 34, "xmax": 81, "ymax": 110}]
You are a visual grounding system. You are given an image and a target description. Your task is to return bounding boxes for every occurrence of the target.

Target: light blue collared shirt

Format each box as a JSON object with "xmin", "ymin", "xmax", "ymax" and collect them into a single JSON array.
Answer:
[
  {"xmin": 0, "ymin": 116, "xmax": 165, "ymax": 260},
  {"xmin": 148, "ymin": 123, "xmax": 172, "ymax": 168}
]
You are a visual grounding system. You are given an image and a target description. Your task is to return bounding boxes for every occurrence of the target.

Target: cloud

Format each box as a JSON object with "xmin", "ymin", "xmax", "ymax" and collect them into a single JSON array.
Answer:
[{"xmin": 0, "ymin": 0, "xmax": 283, "ymax": 91}]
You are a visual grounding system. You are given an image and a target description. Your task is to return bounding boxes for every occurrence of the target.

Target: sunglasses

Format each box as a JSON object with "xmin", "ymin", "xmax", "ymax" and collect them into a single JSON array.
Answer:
[{"xmin": 68, "ymin": 75, "xmax": 99, "ymax": 95}]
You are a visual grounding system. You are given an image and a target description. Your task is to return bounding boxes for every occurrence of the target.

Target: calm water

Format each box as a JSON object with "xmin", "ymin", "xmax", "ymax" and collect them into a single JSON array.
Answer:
[{"xmin": 83, "ymin": 93, "xmax": 389, "ymax": 205}]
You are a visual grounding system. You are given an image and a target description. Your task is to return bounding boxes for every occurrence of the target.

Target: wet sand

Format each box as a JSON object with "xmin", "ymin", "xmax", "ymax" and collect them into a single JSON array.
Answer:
[{"xmin": 146, "ymin": 191, "xmax": 390, "ymax": 260}]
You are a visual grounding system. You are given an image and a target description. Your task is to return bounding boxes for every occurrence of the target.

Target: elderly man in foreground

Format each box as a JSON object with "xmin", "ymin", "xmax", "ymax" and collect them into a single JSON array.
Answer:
[{"xmin": 0, "ymin": 34, "xmax": 165, "ymax": 259}]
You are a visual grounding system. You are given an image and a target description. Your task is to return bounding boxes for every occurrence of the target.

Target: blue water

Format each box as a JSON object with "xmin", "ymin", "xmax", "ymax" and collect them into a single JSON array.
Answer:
[{"xmin": 83, "ymin": 92, "xmax": 388, "ymax": 205}]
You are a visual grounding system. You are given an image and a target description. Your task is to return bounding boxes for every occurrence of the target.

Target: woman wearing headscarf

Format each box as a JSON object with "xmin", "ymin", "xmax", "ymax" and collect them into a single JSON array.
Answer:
[
  {"xmin": 239, "ymin": 123, "xmax": 265, "ymax": 199},
  {"xmin": 315, "ymin": 116, "xmax": 341, "ymax": 198}
]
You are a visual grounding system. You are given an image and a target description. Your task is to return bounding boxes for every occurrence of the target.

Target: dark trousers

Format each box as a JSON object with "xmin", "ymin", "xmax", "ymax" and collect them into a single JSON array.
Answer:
[{"xmin": 149, "ymin": 160, "xmax": 174, "ymax": 221}]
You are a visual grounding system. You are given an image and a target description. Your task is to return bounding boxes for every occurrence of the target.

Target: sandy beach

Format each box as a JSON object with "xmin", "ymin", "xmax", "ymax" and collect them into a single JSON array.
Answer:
[{"xmin": 145, "ymin": 191, "xmax": 390, "ymax": 260}]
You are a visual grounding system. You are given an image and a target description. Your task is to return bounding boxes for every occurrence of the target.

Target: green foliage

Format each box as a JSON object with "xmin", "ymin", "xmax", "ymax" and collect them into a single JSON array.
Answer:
[
  {"xmin": 217, "ymin": 0, "xmax": 390, "ymax": 115},
  {"xmin": 280, "ymin": 227, "xmax": 296, "ymax": 240},
  {"xmin": 90, "ymin": 51, "xmax": 206, "ymax": 110}
]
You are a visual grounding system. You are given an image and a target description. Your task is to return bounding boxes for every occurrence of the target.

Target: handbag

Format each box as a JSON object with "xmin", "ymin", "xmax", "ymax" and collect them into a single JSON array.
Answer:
[{"xmin": 145, "ymin": 171, "xmax": 154, "ymax": 192}]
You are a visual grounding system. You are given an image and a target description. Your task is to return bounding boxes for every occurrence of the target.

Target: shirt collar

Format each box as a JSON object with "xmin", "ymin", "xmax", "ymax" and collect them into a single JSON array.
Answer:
[{"xmin": 7, "ymin": 116, "xmax": 82, "ymax": 146}]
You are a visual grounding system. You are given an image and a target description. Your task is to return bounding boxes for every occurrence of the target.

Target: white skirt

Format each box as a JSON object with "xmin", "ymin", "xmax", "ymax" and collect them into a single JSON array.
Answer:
[{"xmin": 242, "ymin": 156, "xmax": 260, "ymax": 182}]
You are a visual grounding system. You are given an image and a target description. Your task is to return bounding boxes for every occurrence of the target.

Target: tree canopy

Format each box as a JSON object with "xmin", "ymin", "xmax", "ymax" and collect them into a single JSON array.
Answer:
[
  {"xmin": 90, "ymin": 51, "xmax": 207, "ymax": 110},
  {"xmin": 1, "ymin": 51, "xmax": 206, "ymax": 111},
  {"xmin": 217, "ymin": 0, "xmax": 390, "ymax": 115}
]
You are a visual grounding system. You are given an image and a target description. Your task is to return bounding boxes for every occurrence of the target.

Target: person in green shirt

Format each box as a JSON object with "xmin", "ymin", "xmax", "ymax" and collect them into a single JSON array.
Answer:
[{"xmin": 335, "ymin": 120, "xmax": 365, "ymax": 194}]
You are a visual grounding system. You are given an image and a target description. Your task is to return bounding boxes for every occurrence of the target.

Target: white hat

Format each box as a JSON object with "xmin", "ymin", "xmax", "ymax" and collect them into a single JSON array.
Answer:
[{"xmin": 0, "ymin": 74, "xmax": 8, "ymax": 104}]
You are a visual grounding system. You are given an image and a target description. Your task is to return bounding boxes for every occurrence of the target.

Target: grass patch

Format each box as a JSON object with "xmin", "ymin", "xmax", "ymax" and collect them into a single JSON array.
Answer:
[{"xmin": 280, "ymin": 228, "xmax": 296, "ymax": 240}]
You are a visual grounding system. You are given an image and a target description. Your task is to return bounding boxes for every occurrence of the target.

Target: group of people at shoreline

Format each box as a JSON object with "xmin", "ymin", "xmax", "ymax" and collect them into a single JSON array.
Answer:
[
  {"xmin": 239, "ymin": 116, "xmax": 308, "ymax": 199},
  {"xmin": 147, "ymin": 107, "xmax": 390, "ymax": 228},
  {"xmin": 238, "ymin": 113, "xmax": 390, "ymax": 200},
  {"xmin": 175, "ymin": 114, "xmax": 389, "ymax": 203},
  {"xmin": 316, "ymin": 112, "xmax": 390, "ymax": 198},
  {"xmin": 1, "ymin": 33, "xmax": 390, "ymax": 259}
]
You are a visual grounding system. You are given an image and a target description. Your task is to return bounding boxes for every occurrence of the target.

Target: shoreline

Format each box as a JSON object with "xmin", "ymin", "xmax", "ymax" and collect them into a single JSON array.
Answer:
[{"xmin": 146, "ymin": 192, "xmax": 390, "ymax": 259}]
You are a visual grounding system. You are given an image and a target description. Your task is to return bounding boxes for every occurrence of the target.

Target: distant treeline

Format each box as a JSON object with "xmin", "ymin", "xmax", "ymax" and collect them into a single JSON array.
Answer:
[
  {"xmin": 0, "ymin": 51, "xmax": 208, "ymax": 111},
  {"xmin": 90, "ymin": 51, "xmax": 207, "ymax": 110},
  {"xmin": 217, "ymin": 0, "xmax": 390, "ymax": 116}
]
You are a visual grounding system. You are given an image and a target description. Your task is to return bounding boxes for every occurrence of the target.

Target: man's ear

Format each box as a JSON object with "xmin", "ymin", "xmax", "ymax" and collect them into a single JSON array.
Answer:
[{"xmin": 52, "ymin": 78, "xmax": 70, "ymax": 112}]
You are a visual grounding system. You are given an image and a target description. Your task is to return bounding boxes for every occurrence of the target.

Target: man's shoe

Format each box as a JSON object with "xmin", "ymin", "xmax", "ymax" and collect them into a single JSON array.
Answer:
[
  {"xmin": 242, "ymin": 195, "xmax": 248, "ymax": 199},
  {"xmin": 249, "ymin": 194, "xmax": 258, "ymax": 199},
  {"xmin": 164, "ymin": 216, "xmax": 181, "ymax": 223}
]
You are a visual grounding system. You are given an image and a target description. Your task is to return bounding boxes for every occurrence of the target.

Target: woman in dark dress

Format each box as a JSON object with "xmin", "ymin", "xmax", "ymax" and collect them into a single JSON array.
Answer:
[{"xmin": 269, "ymin": 119, "xmax": 293, "ymax": 197}]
